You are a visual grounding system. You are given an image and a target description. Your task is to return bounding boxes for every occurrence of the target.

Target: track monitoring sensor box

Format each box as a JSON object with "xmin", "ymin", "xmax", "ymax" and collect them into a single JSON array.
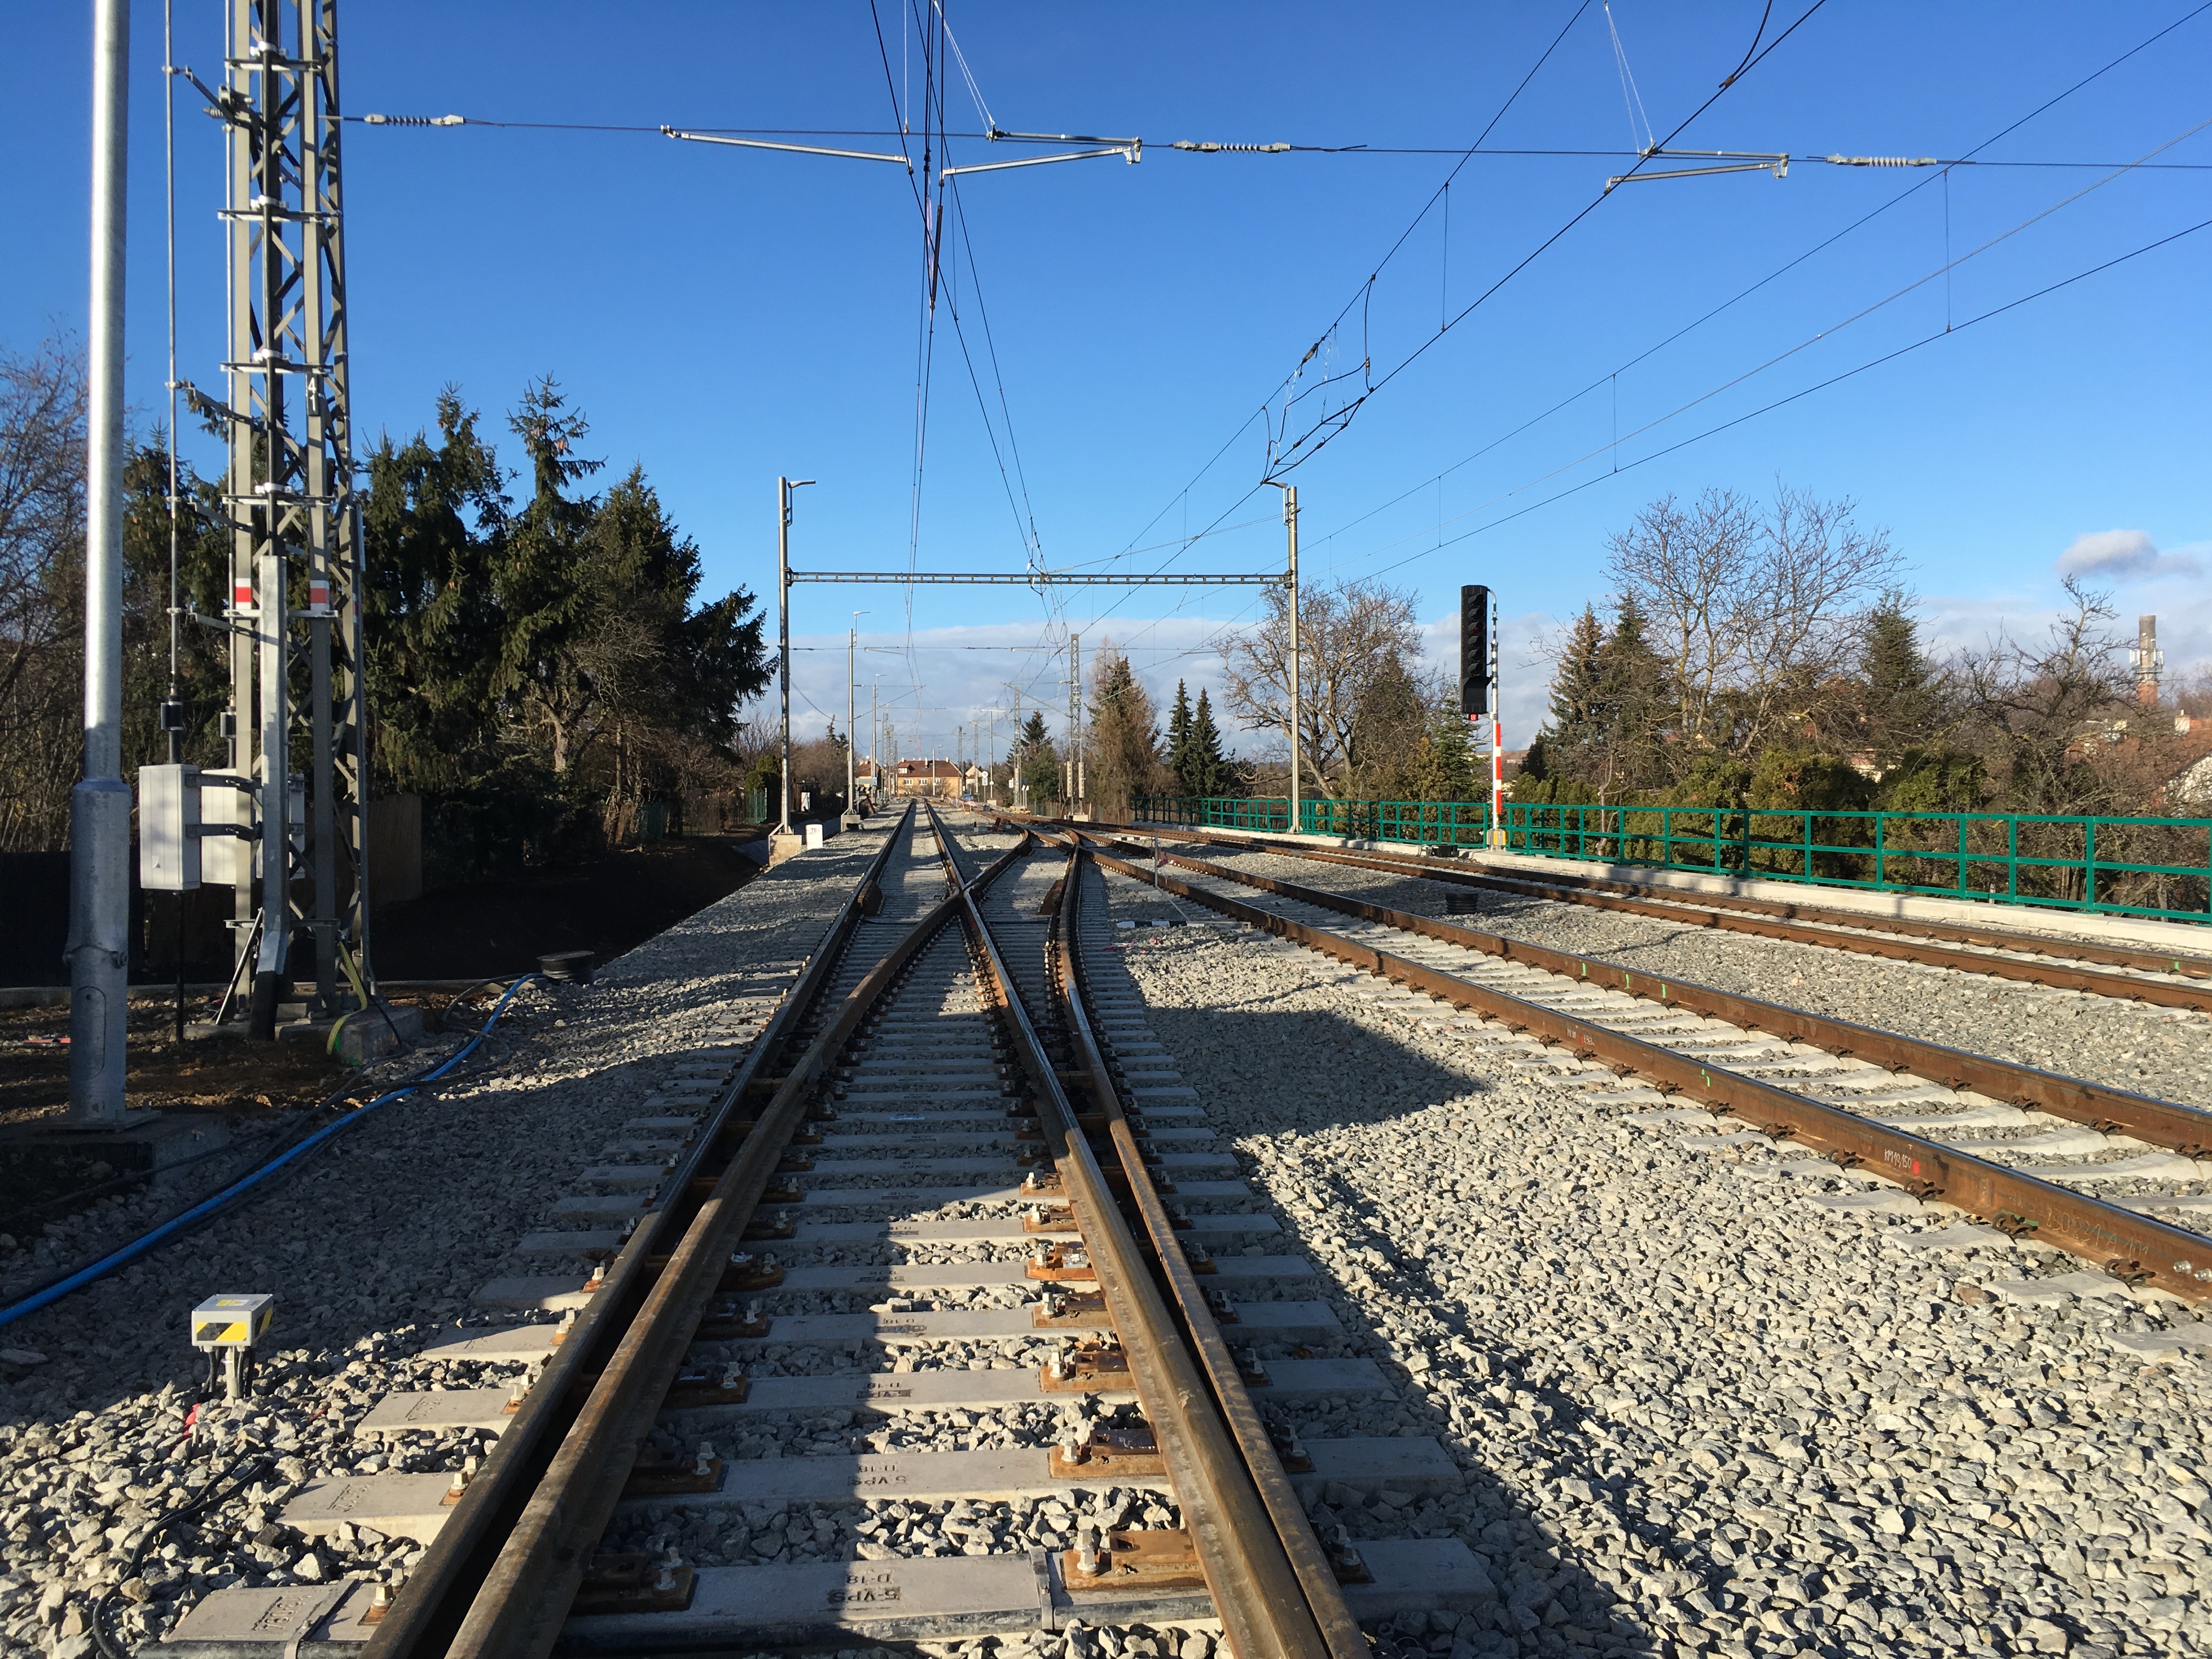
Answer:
[{"xmin": 190, "ymin": 1293, "xmax": 274, "ymax": 1350}]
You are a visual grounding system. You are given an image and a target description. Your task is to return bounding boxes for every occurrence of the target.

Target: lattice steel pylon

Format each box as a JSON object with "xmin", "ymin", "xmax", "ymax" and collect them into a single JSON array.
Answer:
[{"xmin": 201, "ymin": 0, "xmax": 370, "ymax": 1032}]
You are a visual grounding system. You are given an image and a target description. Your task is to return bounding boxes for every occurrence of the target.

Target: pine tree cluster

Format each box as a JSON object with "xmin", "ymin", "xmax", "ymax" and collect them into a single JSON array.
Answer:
[{"xmin": 1165, "ymin": 680, "xmax": 1233, "ymax": 798}]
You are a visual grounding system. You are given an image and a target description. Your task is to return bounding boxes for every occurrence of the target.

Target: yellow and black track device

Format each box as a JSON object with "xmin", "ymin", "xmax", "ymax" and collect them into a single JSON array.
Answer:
[
  {"xmin": 190, "ymin": 1293, "xmax": 275, "ymax": 1401},
  {"xmin": 190, "ymin": 1293, "xmax": 274, "ymax": 1350}
]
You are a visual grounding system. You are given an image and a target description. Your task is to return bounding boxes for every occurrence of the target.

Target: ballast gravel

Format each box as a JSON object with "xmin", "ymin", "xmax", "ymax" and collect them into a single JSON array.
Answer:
[
  {"xmin": 1093, "ymin": 863, "xmax": 2209, "ymax": 1659},
  {"xmin": 1187, "ymin": 844, "xmax": 2212, "ymax": 1113},
  {"xmin": 0, "ymin": 827, "xmax": 890, "ymax": 1655}
]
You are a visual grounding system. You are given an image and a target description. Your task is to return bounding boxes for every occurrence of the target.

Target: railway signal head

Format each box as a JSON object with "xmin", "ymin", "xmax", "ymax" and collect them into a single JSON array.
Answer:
[{"xmin": 1460, "ymin": 585, "xmax": 1492, "ymax": 716}]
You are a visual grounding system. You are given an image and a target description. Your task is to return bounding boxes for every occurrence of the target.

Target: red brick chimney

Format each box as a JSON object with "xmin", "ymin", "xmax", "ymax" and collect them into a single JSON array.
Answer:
[{"xmin": 2136, "ymin": 615, "xmax": 2163, "ymax": 708}]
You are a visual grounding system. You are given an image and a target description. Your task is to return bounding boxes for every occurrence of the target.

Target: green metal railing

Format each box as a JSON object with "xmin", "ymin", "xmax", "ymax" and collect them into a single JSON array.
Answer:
[{"xmin": 1131, "ymin": 796, "xmax": 2212, "ymax": 924}]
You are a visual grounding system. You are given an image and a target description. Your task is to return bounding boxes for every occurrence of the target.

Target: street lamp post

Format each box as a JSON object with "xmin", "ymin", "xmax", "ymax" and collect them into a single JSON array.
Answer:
[{"xmin": 775, "ymin": 475, "xmax": 815, "ymax": 837}]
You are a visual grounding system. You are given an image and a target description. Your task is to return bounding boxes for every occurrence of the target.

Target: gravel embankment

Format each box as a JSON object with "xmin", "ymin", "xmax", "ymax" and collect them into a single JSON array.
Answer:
[
  {"xmin": 0, "ymin": 827, "xmax": 888, "ymax": 1655},
  {"xmin": 1097, "ymin": 864, "xmax": 2210, "ymax": 1659},
  {"xmin": 1185, "ymin": 845, "xmax": 2212, "ymax": 1111}
]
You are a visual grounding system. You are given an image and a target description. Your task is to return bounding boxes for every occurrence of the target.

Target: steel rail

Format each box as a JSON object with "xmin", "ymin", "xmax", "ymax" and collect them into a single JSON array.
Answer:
[
  {"xmin": 1050, "ymin": 841, "xmax": 1368, "ymax": 1659},
  {"xmin": 1472, "ymin": 853, "xmax": 2212, "ymax": 983},
  {"xmin": 926, "ymin": 808, "xmax": 1337, "ymax": 1659},
  {"xmin": 1102, "ymin": 819, "xmax": 2212, "ymax": 1011},
  {"xmin": 438, "ymin": 813, "xmax": 1032, "ymax": 1659},
  {"xmin": 1074, "ymin": 837, "xmax": 2212, "ymax": 1307},
  {"xmin": 1080, "ymin": 829, "xmax": 2212, "ymax": 1160},
  {"xmin": 1098, "ymin": 814, "xmax": 2212, "ymax": 975},
  {"xmin": 360, "ymin": 803, "xmax": 918, "ymax": 1659}
]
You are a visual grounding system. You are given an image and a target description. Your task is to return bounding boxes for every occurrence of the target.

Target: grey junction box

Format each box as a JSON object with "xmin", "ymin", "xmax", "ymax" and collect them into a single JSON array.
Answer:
[{"xmin": 138, "ymin": 763, "xmax": 201, "ymax": 891}]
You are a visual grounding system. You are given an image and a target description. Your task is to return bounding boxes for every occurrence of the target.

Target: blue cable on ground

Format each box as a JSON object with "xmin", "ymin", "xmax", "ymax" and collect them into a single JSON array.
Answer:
[{"xmin": 0, "ymin": 975, "xmax": 544, "ymax": 1333}]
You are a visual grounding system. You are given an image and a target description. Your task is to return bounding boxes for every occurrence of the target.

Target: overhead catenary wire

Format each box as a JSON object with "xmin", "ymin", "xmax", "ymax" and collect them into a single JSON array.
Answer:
[
  {"xmin": 1304, "ymin": 0, "xmax": 2212, "ymax": 565},
  {"xmin": 1095, "ymin": 0, "xmax": 1597, "ymax": 582},
  {"xmin": 1268, "ymin": 0, "xmax": 1835, "ymax": 476},
  {"xmin": 332, "ymin": 10, "xmax": 2205, "ymax": 757},
  {"xmin": 1359, "ymin": 211, "xmax": 2212, "ymax": 580},
  {"xmin": 1075, "ymin": 0, "xmax": 1805, "ymax": 647},
  {"xmin": 1341, "ymin": 112, "xmax": 2212, "ymax": 573},
  {"xmin": 336, "ymin": 114, "xmax": 2212, "ymax": 168}
]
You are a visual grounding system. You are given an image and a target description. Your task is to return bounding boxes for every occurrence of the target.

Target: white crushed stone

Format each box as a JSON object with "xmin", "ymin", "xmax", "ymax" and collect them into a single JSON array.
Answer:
[
  {"xmin": 1190, "ymin": 844, "xmax": 2212, "ymax": 1113},
  {"xmin": 1097, "ymin": 860, "xmax": 2211, "ymax": 1659},
  {"xmin": 0, "ymin": 827, "xmax": 891, "ymax": 1652}
]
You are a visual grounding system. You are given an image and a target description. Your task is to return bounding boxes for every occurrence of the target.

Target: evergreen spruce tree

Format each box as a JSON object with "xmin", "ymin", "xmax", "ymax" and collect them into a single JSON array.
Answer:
[
  {"xmin": 1861, "ymin": 596, "xmax": 1940, "ymax": 768},
  {"xmin": 1347, "ymin": 652, "xmax": 1427, "ymax": 798},
  {"xmin": 1188, "ymin": 689, "xmax": 1231, "ymax": 796},
  {"xmin": 494, "ymin": 377, "xmax": 605, "ymax": 774},
  {"xmin": 1166, "ymin": 680, "xmax": 1194, "ymax": 794},
  {"xmin": 1594, "ymin": 592, "xmax": 1672, "ymax": 798},
  {"xmin": 1421, "ymin": 708, "xmax": 1479, "ymax": 803},
  {"xmin": 362, "ymin": 388, "xmax": 512, "ymax": 797},
  {"xmin": 1013, "ymin": 709, "xmax": 1058, "ymax": 803},
  {"xmin": 1087, "ymin": 647, "xmax": 1162, "ymax": 814},
  {"xmin": 1548, "ymin": 605, "xmax": 1607, "ymax": 742}
]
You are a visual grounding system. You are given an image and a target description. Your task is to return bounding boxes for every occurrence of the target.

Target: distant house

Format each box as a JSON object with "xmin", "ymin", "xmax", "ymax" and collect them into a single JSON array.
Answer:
[
  {"xmin": 851, "ymin": 758, "xmax": 990, "ymax": 800},
  {"xmin": 883, "ymin": 759, "xmax": 965, "ymax": 799}
]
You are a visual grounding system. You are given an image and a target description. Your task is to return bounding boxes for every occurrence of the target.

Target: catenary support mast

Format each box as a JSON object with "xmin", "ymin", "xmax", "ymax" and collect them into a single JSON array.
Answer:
[
  {"xmin": 208, "ymin": 0, "xmax": 370, "ymax": 1034},
  {"xmin": 67, "ymin": 0, "xmax": 133, "ymax": 1120}
]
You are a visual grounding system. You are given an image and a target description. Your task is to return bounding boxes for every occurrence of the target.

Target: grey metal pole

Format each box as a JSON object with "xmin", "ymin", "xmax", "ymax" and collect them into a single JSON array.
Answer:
[
  {"xmin": 67, "ymin": 0, "xmax": 133, "ymax": 1125},
  {"xmin": 776, "ymin": 476, "xmax": 814, "ymax": 834},
  {"xmin": 1284, "ymin": 484, "xmax": 1302, "ymax": 838},
  {"xmin": 846, "ymin": 614, "xmax": 859, "ymax": 814},
  {"xmin": 1066, "ymin": 636, "xmax": 1078, "ymax": 805},
  {"xmin": 251, "ymin": 530, "xmax": 291, "ymax": 1030},
  {"xmin": 776, "ymin": 477, "xmax": 791, "ymax": 835}
]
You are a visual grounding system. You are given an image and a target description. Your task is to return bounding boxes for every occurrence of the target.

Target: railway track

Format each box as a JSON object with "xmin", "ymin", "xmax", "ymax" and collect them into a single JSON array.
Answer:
[
  {"xmin": 1049, "ymin": 824, "xmax": 2212, "ymax": 1310},
  {"xmin": 1098, "ymin": 820, "xmax": 2212, "ymax": 1013},
  {"xmin": 159, "ymin": 804, "xmax": 1489, "ymax": 1656},
  {"xmin": 22, "ymin": 804, "xmax": 2184, "ymax": 1657}
]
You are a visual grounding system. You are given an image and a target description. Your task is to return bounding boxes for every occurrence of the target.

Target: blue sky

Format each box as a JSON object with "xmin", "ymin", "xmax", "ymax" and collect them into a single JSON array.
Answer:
[{"xmin": 7, "ymin": 2, "xmax": 2208, "ymax": 763}]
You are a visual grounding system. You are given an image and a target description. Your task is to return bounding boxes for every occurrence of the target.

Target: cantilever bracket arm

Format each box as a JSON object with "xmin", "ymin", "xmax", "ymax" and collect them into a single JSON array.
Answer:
[
  {"xmin": 1606, "ymin": 148, "xmax": 1790, "ymax": 191},
  {"xmin": 661, "ymin": 126, "xmax": 911, "ymax": 167},
  {"xmin": 943, "ymin": 142, "xmax": 1140, "ymax": 182}
]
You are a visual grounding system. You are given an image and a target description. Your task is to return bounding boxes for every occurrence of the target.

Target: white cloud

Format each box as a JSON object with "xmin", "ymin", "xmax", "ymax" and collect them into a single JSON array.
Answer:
[{"xmin": 2055, "ymin": 528, "xmax": 2202, "ymax": 579}]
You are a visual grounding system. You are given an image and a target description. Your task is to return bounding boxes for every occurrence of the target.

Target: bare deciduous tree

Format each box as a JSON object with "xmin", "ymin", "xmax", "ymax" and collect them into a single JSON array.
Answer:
[
  {"xmin": 0, "ymin": 340, "xmax": 88, "ymax": 851},
  {"xmin": 1604, "ymin": 484, "xmax": 1900, "ymax": 766},
  {"xmin": 1955, "ymin": 577, "xmax": 2140, "ymax": 816},
  {"xmin": 1221, "ymin": 578, "xmax": 1419, "ymax": 800}
]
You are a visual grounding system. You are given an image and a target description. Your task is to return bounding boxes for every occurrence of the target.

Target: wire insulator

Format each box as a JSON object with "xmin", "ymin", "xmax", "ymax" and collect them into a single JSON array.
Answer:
[
  {"xmin": 1172, "ymin": 140, "xmax": 1290, "ymax": 154},
  {"xmin": 362, "ymin": 112, "xmax": 465, "ymax": 127},
  {"xmin": 1824, "ymin": 153, "xmax": 1938, "ymax": 167}
]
